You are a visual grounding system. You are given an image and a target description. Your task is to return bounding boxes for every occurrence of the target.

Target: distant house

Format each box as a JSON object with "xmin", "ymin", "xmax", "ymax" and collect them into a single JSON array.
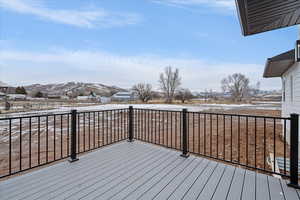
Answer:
[
  {"xmin": 99, "ymin": 96, "xmax": 111, "ymax": 104},
  {"xmin": 61, "ymin": 95, "xmax": 70, "ymax": 100},
  {"xmin": 0, "ymin": 81, "xmax": 12, "ymax": 93},
  {"xmin": 111, "ymin": 91, "xmax": 135, "ymax": 102},
  {"xmin": 47, "ymin": 94, "xmax": 62, "ymax": 100},
  {"xmin": 7, "ymin": 94, "xmax": 27, "ymax": 100},
  {"xmin": 77, "ymin": 95, "xmax": 97, "ymax": 101},
  {"xmin": 264, "ymin": 49, "xmax": 299, "ymax": 142},
  {"xmin": 0, "ymin": 92, "xmax": 7, "ymax": 100}
]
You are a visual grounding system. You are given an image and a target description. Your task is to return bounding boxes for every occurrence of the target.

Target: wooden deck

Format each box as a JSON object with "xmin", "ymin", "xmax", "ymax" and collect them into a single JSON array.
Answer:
[{"xmin": 0, "ymin": 141, "xmax": 299, "ymax": 200}]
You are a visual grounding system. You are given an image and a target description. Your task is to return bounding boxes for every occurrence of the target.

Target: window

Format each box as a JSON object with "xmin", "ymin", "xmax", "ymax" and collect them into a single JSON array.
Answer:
[{"xmin": 291, "ymin": 76, "xmax": 294, "ymax": 102}]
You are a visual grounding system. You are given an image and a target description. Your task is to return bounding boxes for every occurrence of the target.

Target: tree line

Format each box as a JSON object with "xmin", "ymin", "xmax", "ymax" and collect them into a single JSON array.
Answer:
[
  {"xmin": 132, "ymin": 66, "xmax": 193, "ymax": 103},
  {"xmin": 133, "ymin": 67, "xmax": 260, "ymax": 103}
]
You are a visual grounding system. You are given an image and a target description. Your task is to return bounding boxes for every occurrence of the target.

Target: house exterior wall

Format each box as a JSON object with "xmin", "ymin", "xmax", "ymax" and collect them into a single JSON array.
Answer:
[{"xmin": 282, "ymin": 62, "xmax": 300, "ymax": 143}]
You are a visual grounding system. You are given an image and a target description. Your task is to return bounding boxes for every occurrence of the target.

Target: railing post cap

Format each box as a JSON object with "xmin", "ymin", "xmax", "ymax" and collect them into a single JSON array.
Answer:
[
  {"xmin": 182, "ymin": 108, "xmax": 187, "ymax": 112},
  {"xmin": 129, "ymin": 106, "xmax": 133, "ymax": 109},
  {"xmin": 71, "ymin": 109, "xmax": 77, "ymax": 113}
]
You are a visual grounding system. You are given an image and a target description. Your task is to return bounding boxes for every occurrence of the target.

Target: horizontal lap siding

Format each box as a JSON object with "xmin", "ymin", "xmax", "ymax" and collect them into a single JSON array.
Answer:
[{"xmin": 282, "ymin": 62, "xmax": 300, "ymax": 143}]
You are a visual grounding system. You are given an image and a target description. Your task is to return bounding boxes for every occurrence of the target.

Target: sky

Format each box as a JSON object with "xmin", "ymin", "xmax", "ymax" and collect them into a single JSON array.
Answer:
[{"xmin": 0, "ymin": 0, "xmax": 298, "ymax": 91}]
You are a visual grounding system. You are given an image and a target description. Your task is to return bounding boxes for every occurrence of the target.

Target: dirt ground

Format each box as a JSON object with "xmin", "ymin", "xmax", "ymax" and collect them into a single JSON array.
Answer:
[{"xmin": 0, "ymin": 108, "xmax": 289, "ymax": 179}]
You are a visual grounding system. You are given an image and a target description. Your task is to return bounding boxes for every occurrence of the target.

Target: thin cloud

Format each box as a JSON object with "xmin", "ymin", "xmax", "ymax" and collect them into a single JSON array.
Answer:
[
  {"xmin": 152, "ymin": 0, "xmax": 235, "ymax": 11},
  {"xmin": 0, "ymin": 0, "xmax": 141, "ymax": 28},
  {"xmin": 0, "ymin": 49, "xmax": 280, "ymax": 91}
]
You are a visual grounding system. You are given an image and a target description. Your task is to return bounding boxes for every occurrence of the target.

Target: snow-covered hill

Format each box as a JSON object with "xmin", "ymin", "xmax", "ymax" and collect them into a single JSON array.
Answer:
[{"xmin": 24, "ymin": 82, "xmax": 126, "ymax": 97}]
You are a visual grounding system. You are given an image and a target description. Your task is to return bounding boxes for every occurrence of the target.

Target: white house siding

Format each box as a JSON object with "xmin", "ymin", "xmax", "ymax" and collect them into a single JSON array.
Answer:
[{"xmin": 282, "ymin": 62, "xmax": 300, "ymax": 143}]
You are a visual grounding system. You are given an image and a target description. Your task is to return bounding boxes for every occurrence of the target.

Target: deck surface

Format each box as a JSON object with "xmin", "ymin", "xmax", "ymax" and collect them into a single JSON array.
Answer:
[{"xmin": 0, "ymin": 141, "xmax": 300, "ymax": 200}]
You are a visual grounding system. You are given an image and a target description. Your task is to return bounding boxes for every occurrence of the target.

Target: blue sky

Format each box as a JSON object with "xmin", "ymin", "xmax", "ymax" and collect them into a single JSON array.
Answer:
[{"xmin": 0, "ymin": 0, "xmax": 298, "ymax": 91}]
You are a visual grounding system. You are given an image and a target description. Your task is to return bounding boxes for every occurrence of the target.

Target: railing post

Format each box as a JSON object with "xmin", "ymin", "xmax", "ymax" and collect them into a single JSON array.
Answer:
[
  {"xmin": 128, "ymin": 106, "xmax": 134, "ymax": 142},
  {"xmin": 69, "ymin": 110, "xmax": 79, "ymax": 162},
  {"xmin": 181, "ymin": 108, "xmax": 189, "ymax": 158},
  {"xmin": 288, "ymin": 114, "xmax": 299, "ymax": 188}
]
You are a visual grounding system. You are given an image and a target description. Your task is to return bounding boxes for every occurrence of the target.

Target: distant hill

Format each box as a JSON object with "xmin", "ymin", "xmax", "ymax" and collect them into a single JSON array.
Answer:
[{"xmin": 24, "ymin": 82, "xmax": 127, "ymax": 97}]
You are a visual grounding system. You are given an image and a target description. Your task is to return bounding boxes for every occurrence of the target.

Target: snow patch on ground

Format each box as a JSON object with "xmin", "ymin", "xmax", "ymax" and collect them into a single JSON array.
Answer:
[{"xmin": 0, "ymin": 103, "xmax": 281, "ymax": 118}]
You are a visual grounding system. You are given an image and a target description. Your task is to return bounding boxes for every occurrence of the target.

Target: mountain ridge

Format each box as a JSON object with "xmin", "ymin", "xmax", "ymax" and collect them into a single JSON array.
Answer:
[{"xmin": 23, "ymin": 82, "xmax": 127, "ymax": 97}]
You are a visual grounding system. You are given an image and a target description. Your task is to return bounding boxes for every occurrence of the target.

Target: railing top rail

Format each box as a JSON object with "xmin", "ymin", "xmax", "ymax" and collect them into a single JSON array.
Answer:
[
  {"xmin": 76, "ymin": 108, "xmax": 128, "ymax": 114},
  {"xmin": 133, "ymin": 107, "xmax": 290, "ymax": 120},
  {"xmin": 0, "ymin": 108, "xmax": 129, "ymax": 121},
  {"xmin": 186, "ymin": 111, "xmax": 290, "ymax": 120},
  {"xmin": 0, "ymin": 106, "xmax": 289, "ymax": 121},
  {"xmin": 134, "ymin": 108, "xmax": 182, "ymax": 113},
  {"xmin": 0, "ymin": 112, "xmax": 72, "ymax": 121}
]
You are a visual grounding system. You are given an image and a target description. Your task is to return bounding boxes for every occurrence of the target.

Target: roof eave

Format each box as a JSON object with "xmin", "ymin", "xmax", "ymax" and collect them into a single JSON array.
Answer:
[{"xmin": 235, "ymin": 0, "xmax": 248, "ymax": 36}]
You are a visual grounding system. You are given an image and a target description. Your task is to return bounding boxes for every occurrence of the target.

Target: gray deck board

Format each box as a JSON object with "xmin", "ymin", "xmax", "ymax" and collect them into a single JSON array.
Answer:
[
  {"xmin": 281, "ymin": 180, "xmax": 300, "ymax": 200},
  {"xmin": 256, "ymin": 172, "xmax": 271, "ymax": 200},
  {"xmin": 223, "ymin": 167, "xmax": 246, "ymax": 200},
  {"xmin": 168, "ymin": 159, "xmax": 210, "ymax": 200},
  {"xmin": 182, "ymin": 161, "xmax": 218, "ymax": 200},
  {"xmin": 0, "ymin": 141, "xmax": 299, "ymax": 200},
  {"xmin": 211, "ymin": 166, "xmax": 236, "ymax": 200},
  {"xmin": 152, "ymin": 158, "xmax": 203, "ymax": 200},
  {"xmin": 196, "ymin": 163, "xmax": 226, "ymax": 200},
  {"xmin": 241, "ymin": 170, "xmax": 256, "ymax": 200},
  {"xmin": 268, "ymin": 175, "xmax": 285, "ymax": 200}
]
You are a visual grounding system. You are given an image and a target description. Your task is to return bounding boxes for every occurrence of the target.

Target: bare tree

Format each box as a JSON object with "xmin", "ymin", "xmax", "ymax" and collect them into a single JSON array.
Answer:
[
  {"xmin": 221, "ymin": 73, "xmax": 250, "ymax": 102},
  {"xmin": 251, "ymin": 81, "xmax": 261, "ymax": 97},
  {"xmin": 132, "ymin": 83, "xmax": 153, "ymax": 103},
  {"xmin": 159, "ymin": 66, "xmax": 181, "ymax": 103},
  {"xmin": 175, "ymin": 88, "xmax": 193, "ymax": 103}
]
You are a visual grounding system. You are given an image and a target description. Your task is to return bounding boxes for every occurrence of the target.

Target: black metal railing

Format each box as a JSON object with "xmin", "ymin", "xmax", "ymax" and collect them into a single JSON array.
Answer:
[
  {"xmin": 0, "ymin": 109, "xmax": 128, "ymax": 178},
  {"xmin": 131, "ymin": 108, "xmax": 298, "ymax": 187},
  {"xmin": 133, "ymin": 108, "xmax": 182, "ymax": 151},
  {"xmin": 0, "ymin": 106, "xmax": 298, "ymax": 188}
]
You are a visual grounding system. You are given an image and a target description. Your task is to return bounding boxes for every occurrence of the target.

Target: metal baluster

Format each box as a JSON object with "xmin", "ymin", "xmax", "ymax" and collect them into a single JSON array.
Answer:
[
  {"xmin": 217, "ymin": 114, "xmax": 219, "ymax": 158},
  {"xmin": 19, "ymin": 118, "xmax": 22, "ymax": 171},
  {"xmin": 60, "ymin": 115, "xmax": 63, "ymax": 159},
  {"xmin": 263, "ymin": 118, "xmax": 266, "ymax": 170},
  {"xmin": 246, "ymin": 117, "xmax": 248, "ymax": 165},
  {"xmin": 29, "ymin": 118, "xmax": 32, "ymax": 168},
  {"xmin": 210, "ymin": 114, "xmax": 212, "ymax": 156},
  {"xmin": 54, "ymin": 115, "xmax": 56, "ymax": 160},
  {"xmin": 38, "ymin": 116, "xmax": 41, "ymax": 164},
  {"xmin": 223, "ymin": 115, "xmax": 225, "ymax": 160},
  {"xmin": 9, "ymin": 119, "xmax": 12, "ymax": 175},
  {"xmin": 46, "ymin": 116, "xmax": 48, "ymax": 162}
]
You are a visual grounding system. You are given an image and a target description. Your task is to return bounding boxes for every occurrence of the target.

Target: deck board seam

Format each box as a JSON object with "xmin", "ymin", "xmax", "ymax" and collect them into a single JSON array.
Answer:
[
  {"xmin": 135, "ymin": 158, "xmax": 196, "ymax": 200},
  {"xmin": 36, "ymin": 146, "xmax": 167, "ymax": 200},
  {"xmin": 165, "ymin": 157, "xmax": 206, "ymax": 200},
  {"xmin": 65, "ymin": 148, "xmax": 179, "ymax": 200},
  {"xmin": 0, "ymin": 141, "xmax": 130, "ymax": 185},
  {"xmin": 267, "ymin": 176, "xmax": 272, "ymax": 200},
  {"xmin": 239, "ymin": 169, "xmax": 247, "ymax": 200},
  {"xmin": 195, "ymin": 162, "xmax": 220, "ymax": 200},
  {"xmin": 91, "ymin": 152, "xmax": 183, "ymax": 200},
  {"xmin": 179, "ymin": 159, "xmax": 212, "ymax": 199},
  {"xmin": 0, "ymin": 142, "xmax": 143, "ymax": 188},
  {"xmin": 166, "ymin": 159, "xmax": 210, "ymax": 200},
  {"xmin": 225, "ymin": 167, "xmax": 237, "ymax": 200},
  {"xmin": 280, "ymin": 177, "xmax": 287, "ymax": 200},
  {"xmin": 209, "ymin": 165, "xmax": 228, "ymax": 200},
  {"xmin": 2, "ymin": 144, "xmax": 159, "ymax": 198},
  {"xmin": 150, "ymin": 158, "xmax": 198, "ymax": 200},
  {"xmin": 0, "ymin": 144, "xmax": 148, "ymax": 198}
]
